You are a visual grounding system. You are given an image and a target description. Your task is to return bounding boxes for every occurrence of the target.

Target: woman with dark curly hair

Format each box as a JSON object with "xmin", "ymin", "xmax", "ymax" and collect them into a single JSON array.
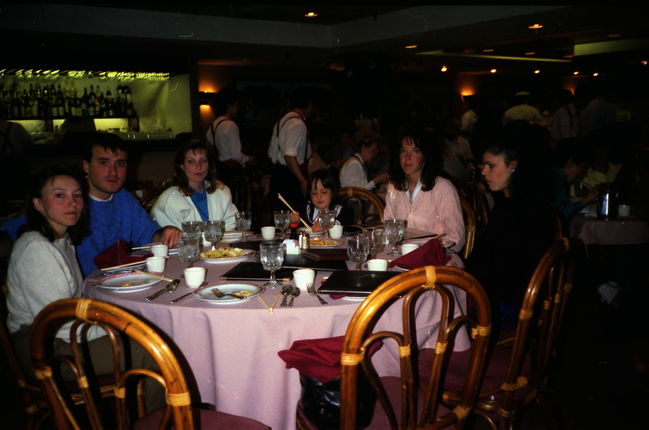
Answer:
[
  {"xmin": 152, "ymin": 140, "xmax": 238, "ymax": 230},
  {"xmin": 383, "ymin": 127, "xmax": 465, "ymax": 253}
]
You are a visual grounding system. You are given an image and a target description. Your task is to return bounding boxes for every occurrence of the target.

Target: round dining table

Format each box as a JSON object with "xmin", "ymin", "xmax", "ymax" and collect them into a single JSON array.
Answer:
[
  {"xmin": 570, "ymin": 214, "xmax": 649, "ymax": 246},
  {"xmin": 84, "ymin": 237, "xmax": 468, "ymax": 430}
]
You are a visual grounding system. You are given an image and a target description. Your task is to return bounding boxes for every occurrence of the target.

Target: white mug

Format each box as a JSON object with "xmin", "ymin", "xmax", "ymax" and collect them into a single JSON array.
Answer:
[
  {"xmin": 617, "ymin": 204, "xmax": 631, "ymax": 217},
  {"xmin": 184, "ymin": 267, "xmax": 206, "ymax": 289},
  {"xmin": 366, "ymin": 258, "xmax": 388, "ymax": 271},
  {"xmin": 151, "ymin": 244, "xmax": 168, "ymax": 257},
  {"xmin": 293, "ymin": 268, "xmax": 316, "ymax": 291},
  {"xmin": 145, "ymin": 256, "xmax": 166, "ymax": 273},
  {"xmin": 329, "ymin": 224, "xmax": 343, "ymax": 239},
  {"xmin": 400, "ymin": 243, "xmax": 419, "ymax": 255},
  {"xmin": 261, "ymin": 226, "xmax": 276, "ymax": 241}
]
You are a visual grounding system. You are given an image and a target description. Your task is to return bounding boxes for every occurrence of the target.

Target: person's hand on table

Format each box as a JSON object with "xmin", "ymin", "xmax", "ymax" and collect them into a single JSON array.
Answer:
[
  {"xmin": 311, "ymin": 221, "xmax": 322, "ymax": 232},
  {"xmin": 581, "ymin": 185, "xmax": 600, "ymax": 206},
  {"xmin": 154, "ymin": 226, "xmax": 182, "ymax": 247},
  {"xmin": 290, "ymin": 211, "xmax": 300, "ymax": 224}
]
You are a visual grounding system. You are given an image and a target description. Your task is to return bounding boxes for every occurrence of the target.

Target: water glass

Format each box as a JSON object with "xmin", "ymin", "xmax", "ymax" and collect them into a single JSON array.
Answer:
[
  {"xmin": 347, "ymin": 233, "xmax": 370, "ymax": 271},
  {"xmin": 181, "ymin": 221, "xmax": 203, "ymax": 234},
  {"xmin": 177, "ymin": 236, "xmax": 200, "ymax": 268},
  {"xmin": 260, "ymin": 242, "xmax": 285, "ymax": 289},
  {"xmin": 235, "ymin": 211, "xmax": 252, "ymax": 232},
  {"xmin": 384, "ymin": 219, "xmax": 406, "ymax": 257},
  {"xmin": 203, "ymin": 220, "xmax": 224, "ymax": 250},
  {"xmin": 316, "ymin": 209, "xmax": 337, "ymax": 237},
  {"xmin": 273, "ymin": 210, "xmax": 291, "ymax": 240},
  {"xmin": 367, "ymin": 227, "xmax": 385, "ymax": 258}
]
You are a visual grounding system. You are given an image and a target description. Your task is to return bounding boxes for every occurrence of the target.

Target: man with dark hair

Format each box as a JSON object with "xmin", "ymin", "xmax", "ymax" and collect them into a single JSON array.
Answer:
[
  {"xmin": 1, "ymin": 132, "xmax": 182, "ymax": 276},
  {"xmin": 206, "ymin": 87, "xmax": 251, "ymax": 182},
  {"xmin": 267, "ymin": 86, "xmax": 317, "ymax": 209},
  {"xmin": 339, "ymin": 135, "xmax": 390, "ymax": 189}
]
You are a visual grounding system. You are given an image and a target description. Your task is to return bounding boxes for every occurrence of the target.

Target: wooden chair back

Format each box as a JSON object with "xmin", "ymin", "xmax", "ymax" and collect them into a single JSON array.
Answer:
[
  {"xmin": 338, "ymin": 186, "xmax": 385, "ymax": 226},
  {"xmin": 340, "ymin": 266, "xmax": 491, "ymax": 429},
  {"xmin": 140, "ymin": 179, "xmax": 172, "ymax": 214},
  {"xmin": 30, "ymin": 298, "xmax": 194, "ymax": 430},
  {"xmin": 468, "ymin": 237, "xmax": 573, "ymax": 428},
  {"xmin": 459, "ymin": 196, "xmax": 476, "ymax": 260}
]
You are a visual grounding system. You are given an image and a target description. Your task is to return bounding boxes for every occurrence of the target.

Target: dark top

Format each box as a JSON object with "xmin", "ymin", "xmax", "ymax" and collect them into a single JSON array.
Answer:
[{"xmin": 299, "ymin": 202, "xmax": 354, "ymax": 227}]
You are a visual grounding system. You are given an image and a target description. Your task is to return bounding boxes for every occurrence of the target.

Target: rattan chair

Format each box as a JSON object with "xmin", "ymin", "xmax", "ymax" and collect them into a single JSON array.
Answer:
[
  {"xmin": 30, "ymin": 298, "xmax": 270, "ymax": 430},
  {"xmin": 459, "ymin": 196, "xmax": 476, "ymax": 260},
  {"xmin": 443, "ymin": 237, "xmax": 573, "ymax": 430},
  {"xmin": 339, "ymin": 266, "xmax": 492, "ymax": 430},
  {"xmin": 338, "ymin": 186, "xmax": 385, "ymax": 226}
]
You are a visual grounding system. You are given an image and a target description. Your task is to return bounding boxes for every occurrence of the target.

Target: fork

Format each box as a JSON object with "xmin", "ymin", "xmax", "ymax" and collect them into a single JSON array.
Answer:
[{"xmin": 306, "ymin": 284, "xmax": 328, "ymax": 305}]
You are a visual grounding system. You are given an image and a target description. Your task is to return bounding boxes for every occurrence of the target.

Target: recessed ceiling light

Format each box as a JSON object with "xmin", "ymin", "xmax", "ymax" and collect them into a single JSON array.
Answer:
[
  {"xmin": 533, "ymin": 69, "xmax": 541, "ymax": 74},
  {"xmin": 593, "ymin": 72, "xmax": 599, "ymax": 77},
  {"xmin": 528, "ymin": 23, "xmax": 543, "ymax": 30},
  {"xmin": 305, "ymin": 11, "xmax": 318, "ymax": 18},
  {"xmin": 525, "ymin": 51, "xmax": 536, "ymax": 56},
  {"xmin": 482, "ymin": 48, "xmax": 494, "ymax": 53},
  {"xmin": 441, "ymin": 65, "xmax": 448, "ymax": 72},
  {"xmin": 405, "ymin": 44, "xmax": 418, "ymax": 49},
  {"xmin": 490, "ymin": 68, "xmax": 497, "ymax": 74},
  {"xmin": 608, "ymin": 33, "xmax": 622, "ymax": 38},
  {"xmin": 573, "ymin": 71, "xmax": 579, "ymax": 75},
  {"xmin": 641, "ymin": 60, "xmax": 648, "ymax": 66},
  {"xmin": 563, "ymin": 54, "xmax": 574, "ymax": 59}
]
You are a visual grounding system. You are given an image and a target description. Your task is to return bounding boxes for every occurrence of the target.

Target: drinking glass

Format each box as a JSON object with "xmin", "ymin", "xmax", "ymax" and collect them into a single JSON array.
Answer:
[
  {"xmin": 347, "ymin": 233, "xmax": 370, "ymax": 271},
  {"xmin": 316, "ymin": 209, "xmax": 337, "ymax": 238},
  {"xmin": 260, "ymin": 242, "xmax": 285, "ymax": 289},
  {"xmin": 181, "ymin": 221, "xmax": 203, "ymax": 234},
  {"xmin": 367, "ymin": 227, "xmax": 385, "ymax": 258},
  {"xmin": 177, "ymin": 236, "xmax": 200, "ymax": 268},
  {"xmin": 273, "ymin": 210, "xmax": 291, "ymax": 240},
  {"xmin": 235, "ymin": 211, "xmax": 252, "ymax": 232},
  {"xmin": 384, "ymin": 219, "xmax": 406, "ymax": 257},
  {"xmin": 203, "ymin": 220, "xmax": 224, "ymax": 251}
]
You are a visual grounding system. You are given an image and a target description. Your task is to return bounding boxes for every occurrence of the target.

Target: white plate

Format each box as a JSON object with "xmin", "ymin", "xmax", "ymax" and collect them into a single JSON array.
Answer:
[
  {"xmin": 201, "ymin": 248, "xmax": 255, "ymax": 264},
  {"xmin": 221, "ymin": 231, "xmax": 252, "ymax": 243},
  {"xmin": 342, "ymin": 296, "xmax": 366, "ymax": 302},
  {"xmin": 95, "ymin": 273, "xmax": 162, "ymax": 292},
  {"xmin": 194, "ymin": 283, "xmax": 263, "ymax": 304}
]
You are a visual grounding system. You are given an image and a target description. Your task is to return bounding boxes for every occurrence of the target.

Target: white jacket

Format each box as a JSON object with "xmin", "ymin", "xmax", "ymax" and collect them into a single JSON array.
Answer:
[{"xmin": 151, "ymin": 183, "xmax": 238, "ymax": 230}]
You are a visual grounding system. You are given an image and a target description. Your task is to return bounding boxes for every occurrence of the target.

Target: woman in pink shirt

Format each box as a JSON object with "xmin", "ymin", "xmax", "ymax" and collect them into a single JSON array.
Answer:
[{"xmin": 383, "ymin": 127, "xmax": 465, "ymax": 253}]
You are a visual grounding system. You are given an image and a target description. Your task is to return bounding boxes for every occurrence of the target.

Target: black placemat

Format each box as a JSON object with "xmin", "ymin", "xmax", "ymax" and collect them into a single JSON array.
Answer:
[
  {"xmin": 283, "ymin": 254, "xmax": 348, "ymax": 271},
  {"xmin": 220, "ymin": 262, "xmax": 294, "ymax": 281},
  {"xmin": 317, "ymin": 270, "xmax": 399, "ymax": 296}
]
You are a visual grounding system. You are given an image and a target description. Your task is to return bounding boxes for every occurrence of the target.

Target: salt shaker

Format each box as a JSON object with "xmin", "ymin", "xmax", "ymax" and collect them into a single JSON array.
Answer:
[{"xmin": 299, "ymin": 231, "xmax": 310, "ymax": 249}]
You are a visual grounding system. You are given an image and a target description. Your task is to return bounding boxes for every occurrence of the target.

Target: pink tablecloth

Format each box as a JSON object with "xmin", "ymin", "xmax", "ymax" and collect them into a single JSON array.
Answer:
[
  {"xmin": 85, "ymin": 244, "xmax": 468, "ymax": 430},
  {"xmin": 570, "ymin": 215, "xmax": 649, "ymax": 246}
]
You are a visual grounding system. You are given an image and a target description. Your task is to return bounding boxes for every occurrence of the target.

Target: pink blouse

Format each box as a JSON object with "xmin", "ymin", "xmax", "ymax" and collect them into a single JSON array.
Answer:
[{"xmin": 383, "ymin": 177, "xmax": 465, "ymax": 252}]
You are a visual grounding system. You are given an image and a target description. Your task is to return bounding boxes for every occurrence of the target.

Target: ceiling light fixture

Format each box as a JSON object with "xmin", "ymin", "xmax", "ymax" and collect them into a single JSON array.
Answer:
[
  {"xmin": 405, "ymin": 44, "xmax": 418, "ymax": 49},
  {"xmin": 573, "ymin": 71, "xmax": 579, "ymax": 75},
  {"xmin": 528, "ymin": 23, "xmax": 543, "ymax": 30},
  {"xmin": 525, "ymin": 51, "xmax": 536, "ymax": 56},
  {"xmin": 305, "ymin": 11, "xmax": 318, "ymax": 18},
  {"xmin": 593, "ymin": 72, "xmax": 599, "ymax": 77},
  {"xmin": 533, "ymin": 69, "xmax": 541, "ymax": 74},
  {"xmin": 641, "ymin": 60, "xmax": 648, "ymax": 66},
  {"xmin": 490, "ymin": 68, "xmax": 497, "ymax": 74},
  {"xmin": 417, "ymin": 50, "xmax": 570, "ymax": 63},
  {"xmin": 608, "ymin": 33, "xmax": 622, "ymax": 38},
  {"xmin": 441, "ymin": 65, "xmax": 448, "ymax": 72},
  {"xmin": 482, "ymin": 48, "xmax": 494, "ymax": 53}
]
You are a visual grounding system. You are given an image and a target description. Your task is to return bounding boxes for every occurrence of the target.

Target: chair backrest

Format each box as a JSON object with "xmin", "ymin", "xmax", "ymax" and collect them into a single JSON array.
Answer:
[
  {"xmin": 229, "ymin": 176, "xmax": 253, "ymax": 212},
  {"xmin": 498, "ymin": 237, "xmax": 572, "ymax": 414},
  {"xmin": 340, "ymin": 266, "xmax": 491, "ymax": 430},
  {"xmin": 459, "ymin": 196, "xmax": 476, "ymax": 260},
  {"xmin": 338, "ymin": 186, "xmax": 385, "ymax": 226},
  {"xmin": 30, "ymin": 298, "xmax": 194, "ymax": 430}
]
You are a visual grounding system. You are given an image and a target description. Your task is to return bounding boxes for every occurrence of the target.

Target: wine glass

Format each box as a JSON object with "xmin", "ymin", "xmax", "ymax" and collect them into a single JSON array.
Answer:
[
  {"xmin": 177, "ymin": 235, "xmax": 200, "ymax": 268},
  {"xmin": 203, "ymin": 220, "xmax": 224, "ymax": 251},
  {"xmin": 273, "ymin": 210, "xmax": 291, "ymax": 240},
  {"xmin": 347, "ymin": 233, "xmax": 370, "ymax": 271},
  {"xmin": 235, "ymin": 211, "xmax": 252, "ymax": 239},
  {"xmin": 367, "ymin": 227, "xmax": 385, "ymax": 258},
  {"xmin": 316, "ymin": 209, "xmax": 336, "ymax": 238},
  {"xmin": 181, "ymin": 220, "xmax": 203, "ymax": 234},
  {"xmin": 384, "ymin": 219, "xmax": 405, "ymax": 257},
  {"xmin": 259, "ymin": 242, "xmax": 285, "ymax": 289}
]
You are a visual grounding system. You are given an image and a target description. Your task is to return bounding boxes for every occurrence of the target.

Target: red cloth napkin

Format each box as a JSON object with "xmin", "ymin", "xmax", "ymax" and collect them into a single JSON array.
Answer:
[
  {"xmin": 94, "ymin": 239, "xmax": 152, "ymax": 269},
  {"xmin": 389, "ymin": 238, "xmax": 451, "ymax": 270},
  {"xmin": 278, "ymin": 335, "xmax": 382, "ymax": 383}
]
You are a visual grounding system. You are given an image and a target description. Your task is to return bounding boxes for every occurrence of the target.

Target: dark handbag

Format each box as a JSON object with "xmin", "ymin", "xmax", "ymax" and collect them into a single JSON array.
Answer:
[{"xmin": 299, "ymin": 370, "xmax": 376, "ymax": 429}]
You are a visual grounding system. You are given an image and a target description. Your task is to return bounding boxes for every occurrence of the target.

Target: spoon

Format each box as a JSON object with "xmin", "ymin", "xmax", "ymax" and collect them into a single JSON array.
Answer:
[
  {"xmin": 288, "ymin": 286, "xmax": 300, "ymax": 307},
  {"xmin": 145, "ymin": 279, "xmax": 180, "ymax": 302},
  {"xmin": 170, "ymin": 281, "xmax": 208, "ymax": 304},
  {"xmin": 280, "ymin": 285, "xmax": 292, "ymax": 307}
]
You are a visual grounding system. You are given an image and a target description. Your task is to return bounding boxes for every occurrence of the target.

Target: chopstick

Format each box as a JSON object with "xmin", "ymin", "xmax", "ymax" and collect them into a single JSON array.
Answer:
[
  {"xmin": 133, "ymin": 270, "xmax": 174, "ymax": 282},
  {"xmin": 269, "ymin": 294, "xmax": 281, "ymax": 311},
  {"xmin": 100, "ymin": 260, "xmax": 146, "ymax": 271},
  {"xmin": 257, "ymin": 295, "xmax": 273, "ymax": 314},
  {"xmin": 277, "ymin": 193, "xmax": 312, "ymax": 231},
  {"xmin": 131, "ymin": 243, "xmax": 155, "ymax": 250}
]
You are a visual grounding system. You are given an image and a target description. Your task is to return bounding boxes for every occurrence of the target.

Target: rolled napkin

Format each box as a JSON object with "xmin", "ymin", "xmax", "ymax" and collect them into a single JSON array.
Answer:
[
  {"xmin": 278, "ymin": 335, "xmax": 382, "ymax": 383},
  {"xmin": 389, "ymin": 238, "xmax": 450, "ymax": 270},
  {"xmin": 94, "ymin": 239, "xmax": 152, "ymax": 269}
]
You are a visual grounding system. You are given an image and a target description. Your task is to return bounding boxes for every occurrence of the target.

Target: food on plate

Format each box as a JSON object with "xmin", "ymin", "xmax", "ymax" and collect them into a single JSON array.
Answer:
[
  {"xmin": 309, "ymin": 237, "xmax": 337, "ymax": 247},
  {"xmin": 200, "ymin": 247, "xmax": 247, "ymax": 259},
  {"xmin": 233, "ymin": 290, "xmax": 253, "ymax": 297}
]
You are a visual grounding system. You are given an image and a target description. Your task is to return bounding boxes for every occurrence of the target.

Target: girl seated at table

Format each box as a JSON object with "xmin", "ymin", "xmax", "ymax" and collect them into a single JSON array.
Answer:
[
  {"xmin": 152, "ymin": 140, "xmax": 238, "ymax": 230},
  {"xmin": 290, "ymin": 168, "xmax": 353, "ymax": 231},
  {"xmin": 467, "ymin": 121, "xmax": 556, "ymax": 330},
  {"xmin": 6, "ymin": 166, "xmax": 163, "ymax": 408},
  {"xmin": 383, "ymin": 126, "xmax": 465, "ymax": 253}
]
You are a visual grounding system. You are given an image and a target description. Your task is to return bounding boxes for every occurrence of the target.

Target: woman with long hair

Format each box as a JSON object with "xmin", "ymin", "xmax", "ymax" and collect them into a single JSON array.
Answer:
[
  {"xmin": 152, "ymin": 140, "xmax": 238, "ymax": 230},
  {"xmin": 383, "ymin": 126, "xmax": 465, "ymax": 252}
]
